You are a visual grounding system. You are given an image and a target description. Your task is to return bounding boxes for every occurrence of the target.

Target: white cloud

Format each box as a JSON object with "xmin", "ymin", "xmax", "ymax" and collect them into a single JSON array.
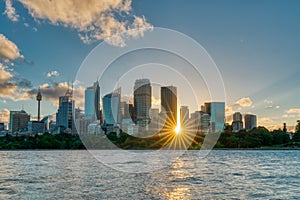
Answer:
[
  {"xmin": 35, "ymin": 82, "xmax": 84, "ymax": 107},
  {"xmin": 0, "ymin": 34, "xmax": 24, "ymax": 60},
  {"xmin": 0, "ymin": 109, "xmax": 10, "ymax": 123},
  {"xmin": 0, "ymin": 64, "xmax": 34, "ymax": 101},
  {"xmin": 275, "ymin": 106, "xmax": 280, "ymax": 109},
  {"xmin": 258, "ymin": 117, "xmax": 273, "ymax": 124},
  {"xmin": 4, "ymin": 0, "xmax": 19, "ymax": 22},
  {"xmin": 0, "ymin": 64, "xmax": 13, "ymax": 83},
  {"xmin": 286, "ymin": 108, "xmax": 300, "ymax": 114},
  {"xmin": 264, "ymin": 99, "xmax": 273, "ymax": 104},
  {"xmin": 47, "ymin": 70, "xmax": 60, "ymax": 78},
  {"xmin": 234, "ymin": 97, "xmax": 253, "ymax": 107},
  {"xmin": 225, "ymin": 106, "xmax": 234, "ymax": 116},
  {"xmin": 16, "ymin": 0, "xmax": 152, "ymax": 46}
]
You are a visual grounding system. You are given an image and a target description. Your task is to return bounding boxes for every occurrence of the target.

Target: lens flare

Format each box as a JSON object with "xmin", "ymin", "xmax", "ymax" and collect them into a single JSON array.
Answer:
[{"xmin": 175, "ymin": 125, "xmax": 181, "ymax": 134}]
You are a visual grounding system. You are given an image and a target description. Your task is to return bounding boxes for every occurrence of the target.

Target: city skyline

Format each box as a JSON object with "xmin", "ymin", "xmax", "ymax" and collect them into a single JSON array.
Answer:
[
  {"xmin": 0, "ymin": 77, "xmax": 295, "ymax": 133},
  {"xmin": 1, "ymin": 1, "xmax": 300, "ymax": 131}
]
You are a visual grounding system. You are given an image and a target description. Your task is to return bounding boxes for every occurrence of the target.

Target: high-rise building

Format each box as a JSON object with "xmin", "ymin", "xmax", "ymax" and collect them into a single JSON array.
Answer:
[
  {"xmin": 190, "ymin": 111, "xmax": 210, "ymax": 134},
  {"xmin": 56, "ymin": 87, "xmax": 74, "ymax": 131},
  {"xmin": 134, "ymin": 79, "xmax": 152, "ymax": 127},
  {"xmin": 190, "ymin": 111, "xmax": 201, "ymax": 132},
  {"xmin": 85, "ymin": 81, "xmax": 100, "ymax": 120},
  {"xmin": 244, "ymin": 114, "xmax": 257, "ymax": 130},
  {"xmin": 232, "ymin": 112, "xmax": 243, "ymax": 132},
  {"xmin": 9, "ymin": 110, "xmax": 30, "ymax": 133},
  {"xmin": 128, "ymin": 103, "xmax": 135, "ymax": 121},
  {"xmin": 120, "ymin": 101, "xmax": 132, "ymax": 120},
  {"xmin": 0, "ymin": 122, "xmax": 5, "ymax": 131},
  {"xmin": 204, "ymin": 102, "xmax": 225, "ymax": 132},
  {"xmin": 180, "ymin": 106, "xmax": 189, "ymax": 126},
  {"xmin": 161, "ymin": 86, "xmax": 177, "ymax": 125},
  {"xmin": 102, "ymin": 88, "xmax": 121, "ymax": 126}
]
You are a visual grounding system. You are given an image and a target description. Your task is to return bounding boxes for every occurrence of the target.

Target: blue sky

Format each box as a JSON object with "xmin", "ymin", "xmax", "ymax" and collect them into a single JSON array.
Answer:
[{"xmin": 0, "ymin": 0, "xmax": 300, "ymax": 130}]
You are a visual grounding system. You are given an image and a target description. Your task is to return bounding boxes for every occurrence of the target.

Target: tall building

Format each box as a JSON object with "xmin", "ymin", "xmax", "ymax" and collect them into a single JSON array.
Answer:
[
  {"xmin": 0, "ymin": 122, "xmax": 5, "ymax": 131},
  {"xmin": 161, "ymin": 86, "xmax": 177, "ymax": 125},
  {"xmin": 102, "ymin": 88, "xmax": 121, "ymax": 126},
  {"xmin": 134, "ymin": 79, "xmax": 152, "ymax": 127},
  {"xmin": 232, "ymin": 112, "xmax": 243, "ymax": 132},
  {"xmin": 85, "ymin": 81, "xmax": 100, "ymax": 120},
  {"xmin": 128, "ymin": 103, "xmax": 135, "ymax": 121},
  {"xmin": 180, "ymin": 106, "xmax": 189, "ymax": 127},
  {"xmin": 190, "ymin": 111, "xmax": 210, "ymax": 134},
  {"xmin": 190, "ymin": 111, "xmax": 202, "ymax": 132},
  {"xmin": 56, "ymin": 87, "xmax": 74, "ymax": 131},
  {"xmin": 120, "ymin": 101, "xmax": 132, "ymax": 120},
  {"xmin": 204, "ymin": 102, "xmax": 225, "ymax": 132},
  {"xmin": 9, "ymin": 110, "xmax": 30, "ymax": 133},
  {"xmin": 244, "ymin": 114, "xmax": 257, "ymax": 130}
]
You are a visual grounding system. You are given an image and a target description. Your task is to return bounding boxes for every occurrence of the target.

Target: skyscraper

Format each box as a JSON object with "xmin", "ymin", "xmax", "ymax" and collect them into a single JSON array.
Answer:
[
  {"xmin": 56, "ymin": 87, "xmax": 74, "ymax": 131},
  {"xmin": 232, "ymin": 112, "xmax": 243, "ymax": 131},
  {"xmin": 204, "ymin": 102, "xmax": 225, "ymax": 132},
  {"xmin": 85, "ymin": 80, "xmax": 100, "ymax": 120},
  {"xmin": 161, "ymin": 86, "xmax": 177, "ymax": 125},
  {"xmin": 102, "ymin": 88, "xmax": 121, "ymax": 126},
  {"xmin": 244, "ymin": 114, "xmax": 257, "ymax": 130},
  {"xmin": 189, "ymin": 111, "xmax": 210, "ymax": 134},
  {"xmin": 9, "ymin": 110, "xmax": 30, "ymax": 133},
  {"xmin": 134, "ymin": 79, "xmax": 152, "ymax": 127},
  {"xmin": 180, "ymin": 106, "xmax": 189, "ymax": 127}
]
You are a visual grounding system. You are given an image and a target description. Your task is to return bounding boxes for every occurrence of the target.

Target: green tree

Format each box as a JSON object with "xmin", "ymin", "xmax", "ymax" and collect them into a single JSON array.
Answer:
[{"xmin": 272, "ymin": 129, "xmax": 290, "ymax": 144}]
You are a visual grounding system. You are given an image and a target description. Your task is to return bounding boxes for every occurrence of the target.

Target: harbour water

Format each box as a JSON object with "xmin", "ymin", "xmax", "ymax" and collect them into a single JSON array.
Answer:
[{"xmin": 0, "ymin": 150, "xmax": 299, "ymax": 199}]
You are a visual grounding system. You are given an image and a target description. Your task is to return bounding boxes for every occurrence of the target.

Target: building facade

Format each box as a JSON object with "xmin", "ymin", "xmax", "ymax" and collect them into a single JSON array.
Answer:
[
  {"xmin": 232, "ymin": 112, "xmax": 243, "ymax": 132},
  {"xmin": 28, "ymin": 121, "xmax": 45, "ymax": 134},
  {"xmin": 134, "ymin": 79, "xmax": 152, "ymax": 127},
  {"xmin": 204, "ymin": 102, "xmax": 225, "ymax": 133},
  {"xmin": 56, "ymin": 96, "xmax": 74, "ymax": 131},
  {"xmin": 84, "ymin": 81, "xmax": 100, "ymax": 120},
  {"xmin": 180, "ymin": 106, "xmax": 189, "ymax": 127},
  {"xmin": 102, "ymin": 89, "xmax": 121, "ymax": 126},
  {"xmin": 161, "ymin": 86, "xmax": 177, "ymax": 126},
  {"xmin": 244, "ymin": 114, "xmax": 257, "ymax": 130},
  {"xmin": 9, "ymin": 110, "xmax": 30, "ymax": 133}
]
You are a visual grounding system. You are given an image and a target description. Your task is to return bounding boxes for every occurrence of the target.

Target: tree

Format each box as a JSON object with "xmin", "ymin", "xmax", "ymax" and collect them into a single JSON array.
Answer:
[{"xmin": 272, "ymin": 129, "xmax": 290, "ymax": 144}]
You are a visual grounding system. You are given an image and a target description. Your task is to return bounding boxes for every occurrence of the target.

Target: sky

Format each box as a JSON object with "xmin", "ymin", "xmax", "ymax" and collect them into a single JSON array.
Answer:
[{"xmin": 0, "ymin": 0, "xmax": 300, "ymax": 131}]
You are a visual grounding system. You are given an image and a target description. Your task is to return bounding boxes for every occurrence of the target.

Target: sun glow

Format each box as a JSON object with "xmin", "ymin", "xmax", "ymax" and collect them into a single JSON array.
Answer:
[
  {"xmin": 175, "ymin": 125, "xmax": 181, "ymax": 134},
  {"xmin": 174, "ymin": 106, "xmax": 181, "ymax": 134}
]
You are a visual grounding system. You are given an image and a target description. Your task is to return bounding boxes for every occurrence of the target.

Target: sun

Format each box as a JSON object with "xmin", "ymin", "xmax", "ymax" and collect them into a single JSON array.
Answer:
[{"xmin": 174, "ymin": 125, "xmax": 181, "ymax": 134}]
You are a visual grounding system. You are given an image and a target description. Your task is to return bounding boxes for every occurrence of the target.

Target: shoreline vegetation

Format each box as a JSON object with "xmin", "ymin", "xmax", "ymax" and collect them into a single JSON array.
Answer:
[{"xmin": 1, "ymin": 124, "xmax": 300, "ymax": 150}]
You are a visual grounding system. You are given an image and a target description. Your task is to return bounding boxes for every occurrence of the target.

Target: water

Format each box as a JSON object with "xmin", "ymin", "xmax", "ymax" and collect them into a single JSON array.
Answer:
[{"xmin": 0, "ymin": 150, "xmax": 300, "ymax": 199}]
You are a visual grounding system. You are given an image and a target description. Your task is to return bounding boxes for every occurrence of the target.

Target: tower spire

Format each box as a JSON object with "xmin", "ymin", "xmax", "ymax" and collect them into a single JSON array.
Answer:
[{"xmin": 36, "ymin": 88, "xmax": 42, "ymax": 121}]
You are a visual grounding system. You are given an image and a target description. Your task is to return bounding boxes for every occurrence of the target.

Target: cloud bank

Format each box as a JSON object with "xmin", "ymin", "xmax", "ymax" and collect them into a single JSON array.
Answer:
[
  {"xmin": 234, "ymin": 97, "xmax": 253, "ymax": 107},
  {"xmin": 27, "ymin": 82, "xmax": 84, "ymax": 108},
  {"xmin": 4, "ymin": 0, "xmax": 19, "ymax": 22},
  {"xmin": 0, "ymin": 34, "xmax": 24, "ymax": 61},
  {"xmin": 11, "ymin": 0, "xmax": 152, "ymax": 46}
]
